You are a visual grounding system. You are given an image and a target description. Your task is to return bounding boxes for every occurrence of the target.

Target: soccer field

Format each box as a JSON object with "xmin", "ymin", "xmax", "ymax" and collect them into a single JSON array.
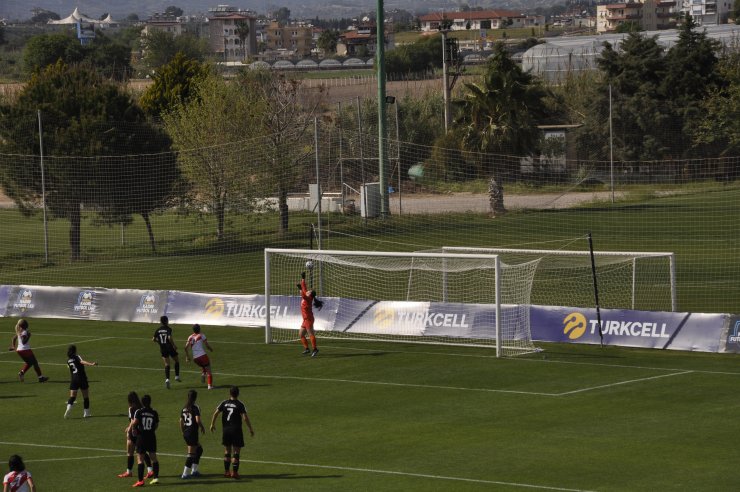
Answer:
[{"xmin": 1, "ymin": 318, "xmax": 739, "ymax": 491}]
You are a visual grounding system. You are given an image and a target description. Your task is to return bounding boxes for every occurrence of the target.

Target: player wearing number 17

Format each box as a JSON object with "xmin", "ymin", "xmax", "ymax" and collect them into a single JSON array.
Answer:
[
  {"xmin": 210, "ymin": 386, "xmax": 254, "ymax": 479},
  {"xmin": 130, "ymin": 395, "xmax": 160, "ymax": 487}
]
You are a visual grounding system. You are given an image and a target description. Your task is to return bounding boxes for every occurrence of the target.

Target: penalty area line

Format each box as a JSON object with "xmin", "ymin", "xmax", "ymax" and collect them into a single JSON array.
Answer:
[
  {"xmin": 0, "ymin": 441, "xmax": 593, "ymax": 491},
  {"xmin": 555, "ymin": 370, "xmax": 694, "ymax": 396}
]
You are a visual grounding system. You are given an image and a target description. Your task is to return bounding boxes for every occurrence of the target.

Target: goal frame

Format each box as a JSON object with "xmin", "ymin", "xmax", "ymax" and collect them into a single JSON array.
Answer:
[
  {"xmin": 264, "ymin": 248, "xmax": 513, "ymax": 356},
  {"xmin": 442, "ymin": 247, "xmax": 677, "ymax": 312}
]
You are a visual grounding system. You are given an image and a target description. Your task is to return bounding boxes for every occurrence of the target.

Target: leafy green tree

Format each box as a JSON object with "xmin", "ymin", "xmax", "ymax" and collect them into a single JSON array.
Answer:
[
  {"xmin": 662, "ymin": 13, "xmax": 722, "ymax": 158},
  {"xmin": 126, "ymin": 13, "xmax": 140, "ymax": 23},
  {"xmin": 0, "ymin": 62, "xmax": 174, "ymax": 259},
  {"xmin": 317, "ymin": 29, "xmax": 339, "ymax": 55},
  {"xmin": 23, "ymin": 31, "xmax": 132, "ymax": 80},
  {"xmin": 235, "ymin": 21, "xmax": 250, "ymax": 60},
  {"xmin": 576, "ymin": 32, "xmax": 670, "ymax": 162},
  {"xmin": 384, "ymin": 35, "xmax": 442, "ymax": 75},
  {"xmin": 162, "ymin": 74, "xmax": 266, "ymax": 241},
  {"xmin": 141, "ymin": 30, "xmax": 207, "ymax": 70},
  {"xmin": 139, "ymin": 53, "xmax": 209, "ymax": 117},
  {"xmin": 274, "ymin": 7, "xmax": 291, "ymax": 23},
  {"xmin": 30, "ymin": 10, "xmax": 60, "ymax": 24},
  {"xmin": 164, "ymin": 6, "xmax": 184, "ymax": 18},
  {"xmin": 238, "ymin": 70, "xmax": 322, "ymax": 235},
  {"xmin": 23, "ymin": 32, "xmax": 86, "ymax": 73},
  {"xmin": 693, "ymin": 50, "xmax": 740, "ymax": 159},
  {"xmin": 615, "ymin": 21, "xmax": 641, "ymax": 33},
  {"xmin": 0, "ymin": 26, "xmax": 5, "ymax": 46}
]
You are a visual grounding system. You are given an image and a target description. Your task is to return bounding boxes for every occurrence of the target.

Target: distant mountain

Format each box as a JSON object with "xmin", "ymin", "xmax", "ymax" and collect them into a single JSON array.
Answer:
[{"xmin": 1, "ymin": 0, "xmax": 562, "ymax": 23}]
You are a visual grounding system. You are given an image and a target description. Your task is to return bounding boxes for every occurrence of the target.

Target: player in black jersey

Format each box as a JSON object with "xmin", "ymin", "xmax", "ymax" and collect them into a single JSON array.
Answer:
[
  {"xmin": 209, "ymin": 386, "xmax": 254, "ymax": 479},
  {"xmin": 179, "ymin": 389, "xmax": 205, "ymax": 479},
  {"xmin": 129, "ymin": 394, "xmax": 160, "ymax": 487},
  {"xmin": 153, "ymin": 316, "xmax": 180, "ymax": 389},
  {"xmin": 63, "ymin": 345, "xmax": 97, "ymax": 419},
  {"xmin": 117, "ymin": 392, "xmax": 153, "ymax": 479}
]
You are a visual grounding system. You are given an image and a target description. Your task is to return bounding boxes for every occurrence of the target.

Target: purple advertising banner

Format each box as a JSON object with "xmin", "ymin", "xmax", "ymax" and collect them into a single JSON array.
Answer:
[
  {"xmin": 0, "ymin": 285, "xmax": 9, "ymax": 317},
  {"xmin": 165, "ymin": 291, "xmax": 338, "ymax": 330},
  {"xmin": 530, "ymin": 305, "xmax": 726, "ymax": 352}
]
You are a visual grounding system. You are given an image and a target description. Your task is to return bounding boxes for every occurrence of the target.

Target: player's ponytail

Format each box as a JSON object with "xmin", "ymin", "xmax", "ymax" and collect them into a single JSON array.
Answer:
[
  {"xmin": 186, "ymin": 389, "xmax": 198, "ymax": 411},
  {"xmin": 313, "ymin": 296, "xmax": 324, "ymax": 311},
  {"xmin": 67, "ymin": 344, "xmax": 77, "ymax": 358}
]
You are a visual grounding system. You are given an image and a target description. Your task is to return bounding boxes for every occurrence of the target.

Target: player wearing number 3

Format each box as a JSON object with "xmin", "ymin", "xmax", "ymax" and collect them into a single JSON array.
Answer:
[
  {"xmin": 130, "ymin": 394, "xmax": 160, "ymax": 487},
  {"xmin": 64, "ymin": 345, "xmax": 97, "ymax": 419},
  {"xmin": 210, "ymin": 386, "xmax": 254, "ymax": 479},
  {"xmin": 297, "ymin": 271, "xmax": 323, "ymax": 357},
  {"xmin": 184, "ymin": 324, "xmax": 214, "ymax": 389}
]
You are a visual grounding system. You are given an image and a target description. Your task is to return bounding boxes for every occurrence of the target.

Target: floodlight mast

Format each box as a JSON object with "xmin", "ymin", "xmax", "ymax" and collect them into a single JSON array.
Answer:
[{"xmin": 376, "ymin": 0, "xmax": 389, "ymax": 217}]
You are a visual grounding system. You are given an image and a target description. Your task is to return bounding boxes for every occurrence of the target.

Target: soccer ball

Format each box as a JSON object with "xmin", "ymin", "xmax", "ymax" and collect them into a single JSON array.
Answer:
[{"xmin": 305, "ymin": 260, "xmax": 314, "ymax": 270}]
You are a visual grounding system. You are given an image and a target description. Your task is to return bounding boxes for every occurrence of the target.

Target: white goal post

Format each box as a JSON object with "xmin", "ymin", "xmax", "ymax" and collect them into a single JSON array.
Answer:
[
  {"xmin": 264, "ymin": 248, "xmax": 542, "ymax": 357},
  {"xmin": 441, "ymin": 247, "xmax": 677, "ymax": 312}
]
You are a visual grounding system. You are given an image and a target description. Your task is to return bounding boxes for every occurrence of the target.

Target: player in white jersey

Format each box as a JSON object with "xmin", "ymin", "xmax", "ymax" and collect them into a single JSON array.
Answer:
[
  {"xmin": 3, "ymin": 455, "xmax": 36, "ymax": 492},
  {"xmin": 8, "ymin": 319, "xmax": 48, "ymax": 383},
  {"xmin": 184, "ymin": 324, "xmax": 214, "ymax": 389}
]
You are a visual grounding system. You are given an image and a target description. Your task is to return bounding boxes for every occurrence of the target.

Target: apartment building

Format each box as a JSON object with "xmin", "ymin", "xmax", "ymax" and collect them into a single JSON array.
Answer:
[
  {"xmin": 418, "ymin": 10, "xmax": 544, "ymax": 31},
  {"xmin": 264, "ymin": 21, "xmax": 313, "ymax": 58},
  {"xmin": 679, "ymin": 0, "xmax": 733, "ymax": 25},
  {"xmin": 597, "ymin": 0, "xmax": 677, "ymax": 32},
  {"xmin": 208, "ymin": 5, "xmax": 257, "ymax": 62}
]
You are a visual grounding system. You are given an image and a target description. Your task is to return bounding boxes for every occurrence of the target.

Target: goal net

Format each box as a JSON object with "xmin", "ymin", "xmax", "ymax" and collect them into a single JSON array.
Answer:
[
  {"xmin": 440, "ymin": 247, "xmax": 676, "ymax": 312},
  {"xmin": 264, "ymin": 248, "xmax": 542, "ymax": 357}
]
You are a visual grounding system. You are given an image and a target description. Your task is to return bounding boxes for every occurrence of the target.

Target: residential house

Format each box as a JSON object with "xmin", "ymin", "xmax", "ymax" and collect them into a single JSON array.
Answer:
[
  {"xmin": 597, "ymin": 0, "xmax": 677, "ymax": 32},
  {"xmin": 336, "ymin": 23, "xmax": 395, "ymax": 57},
  {"xmin": 418, "ymin": 10, "xmax": 543, "ymax": 31},
  {"xmin": 264, "ymin": 21, "xmax": 313, "ymax": 58},
  {"xmin": 679, "ymin": 0, "xmax": 733, "ymax": 25}
]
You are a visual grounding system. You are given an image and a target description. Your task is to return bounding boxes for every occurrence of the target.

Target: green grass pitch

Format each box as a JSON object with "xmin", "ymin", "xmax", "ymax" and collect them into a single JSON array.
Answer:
[{"xmin": 1, "ymin": 318, "xmax": 739, "ymax": 491}]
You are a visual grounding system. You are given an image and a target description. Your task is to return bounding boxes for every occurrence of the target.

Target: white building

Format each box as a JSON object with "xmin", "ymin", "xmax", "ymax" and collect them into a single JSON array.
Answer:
[{"xmin": 679, "ymin": 0, "xmax": 733, "ymax": 25}]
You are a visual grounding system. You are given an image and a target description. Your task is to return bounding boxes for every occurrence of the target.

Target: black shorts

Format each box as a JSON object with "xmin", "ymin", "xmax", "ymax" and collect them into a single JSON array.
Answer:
[
  {"xmin": 183, "ymin": 430, "xmax": 200, "ymax": 447},
  {"xmin": 222, "ymin": 428, "xmax": 244, "ymax": 448},
  {"xmin": 136, "ymin": 433, "xmax": 157, "ymax": 454},
  {"xmin": 160, "ymin": 346, "xmax": 178, "ymax": 358},
  {"xmin": 127, "ymin": 430, "xmax": 138, "ymax": 443},
  {"xmin": 69, "ymin": 377, "xmax": 89, "ymax": 391}
]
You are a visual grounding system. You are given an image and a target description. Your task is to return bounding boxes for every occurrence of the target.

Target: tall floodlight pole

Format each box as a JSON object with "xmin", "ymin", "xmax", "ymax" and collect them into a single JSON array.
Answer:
[
  {"xmin": 441, "ymin": 28, "xmax": 451, "ymax": 133},
  {"xmin": 37, "ymin": 110, "xmax": 49, "ymax": 264},
  {"xmin": 376, "ymin": 0, "xmax": 389, "ymax": 217}
]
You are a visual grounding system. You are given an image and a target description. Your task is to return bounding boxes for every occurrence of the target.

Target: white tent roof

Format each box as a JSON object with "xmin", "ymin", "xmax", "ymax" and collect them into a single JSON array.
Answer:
[{"xmin": 48, "ymin": 7, "xmax": 115, "ymax": 25}]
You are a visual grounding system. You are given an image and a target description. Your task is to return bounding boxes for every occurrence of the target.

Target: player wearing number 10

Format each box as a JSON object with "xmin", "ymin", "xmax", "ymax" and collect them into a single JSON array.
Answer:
[
  {"xmin": 209, "ymin": 386, "xmax": 254, "ymax": 479},
  {"xmin": 130, "ymin": 394, "xmax": 160, "ymax": 487}
]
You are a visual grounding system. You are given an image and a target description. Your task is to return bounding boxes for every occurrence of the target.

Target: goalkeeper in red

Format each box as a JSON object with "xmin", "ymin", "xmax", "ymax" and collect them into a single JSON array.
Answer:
[{"xmin": 297, "ymin": 271, "xmax": 323, "ymax": 357}]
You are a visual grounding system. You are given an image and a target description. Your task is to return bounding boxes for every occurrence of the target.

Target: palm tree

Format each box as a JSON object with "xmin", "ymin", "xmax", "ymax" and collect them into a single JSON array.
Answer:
[
  {"xmin": 453, "ymin": 43, "xmax": 549, "ymax": 158},
  {"xmin": 235, "ymin": 21, "xmax": 250, "ymax": 61}
]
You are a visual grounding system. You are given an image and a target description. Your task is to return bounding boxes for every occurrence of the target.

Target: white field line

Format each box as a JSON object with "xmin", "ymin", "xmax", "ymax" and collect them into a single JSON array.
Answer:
[
  {"xmin": 554, "ymin": 370, "xmax": 694, "ymax": 396},
  {"xmin": 0, "ymin": 441, "xmax": 593, "ymax": 492},
  {"xmin": 25, "ymin": 454, "xmax": 120, "ymax": 463},
  {"xmin": 0, "ymin": 337, "xmax": 113, "ymax": 355}
]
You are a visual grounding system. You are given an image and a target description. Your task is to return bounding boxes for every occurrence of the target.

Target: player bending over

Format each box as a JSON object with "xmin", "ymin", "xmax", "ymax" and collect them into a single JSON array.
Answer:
[
  {"xmin": 297, "ymin": 271, "xmax": 323, "ymax": 357},
  {"xmin": 184, "ymin": 324, "xmax": 214, "ymax": 389}
]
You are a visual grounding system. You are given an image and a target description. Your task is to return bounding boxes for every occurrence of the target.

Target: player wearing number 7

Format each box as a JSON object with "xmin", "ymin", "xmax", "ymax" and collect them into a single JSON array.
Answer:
[
  {"xmin": 210, "ymin": 386, "xmax": 254, "ymax": 479},
  {"xmin": 130, "ymin": 394, "xmax": 160, "ymax": 487}
]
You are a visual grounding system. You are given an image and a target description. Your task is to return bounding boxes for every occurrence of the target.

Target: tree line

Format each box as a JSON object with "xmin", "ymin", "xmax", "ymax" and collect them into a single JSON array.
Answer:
[{"xmin": 0, "ymin": 14, "xmax": 738, "ymax": 261}]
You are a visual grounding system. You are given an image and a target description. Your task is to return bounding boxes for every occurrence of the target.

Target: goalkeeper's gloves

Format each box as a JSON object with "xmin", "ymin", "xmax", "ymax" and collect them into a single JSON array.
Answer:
[
  {"xmin": 296, "ymin": 283, "xmax": 301, "ymax": 290},
  {"xmin": 301, "ymin": 272, "xmax": 305, "ymax": 279}
]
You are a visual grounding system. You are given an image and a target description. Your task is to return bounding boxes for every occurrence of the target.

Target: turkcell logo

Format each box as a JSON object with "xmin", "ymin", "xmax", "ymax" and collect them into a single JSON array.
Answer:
[
  {"xmin": 373, "ymin": 306, "xmax": 469, "ymax": 329},
  {"xmin": 728, "ymin": 321, "xmax": 740, "ymax": 344},
  {"xmin": 204, "ymin": 298, "xmax": 225, "ymax": 317},
  {"xmin": 563, "ymin": 311, "xmax": 669, "ymax": 339}
]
